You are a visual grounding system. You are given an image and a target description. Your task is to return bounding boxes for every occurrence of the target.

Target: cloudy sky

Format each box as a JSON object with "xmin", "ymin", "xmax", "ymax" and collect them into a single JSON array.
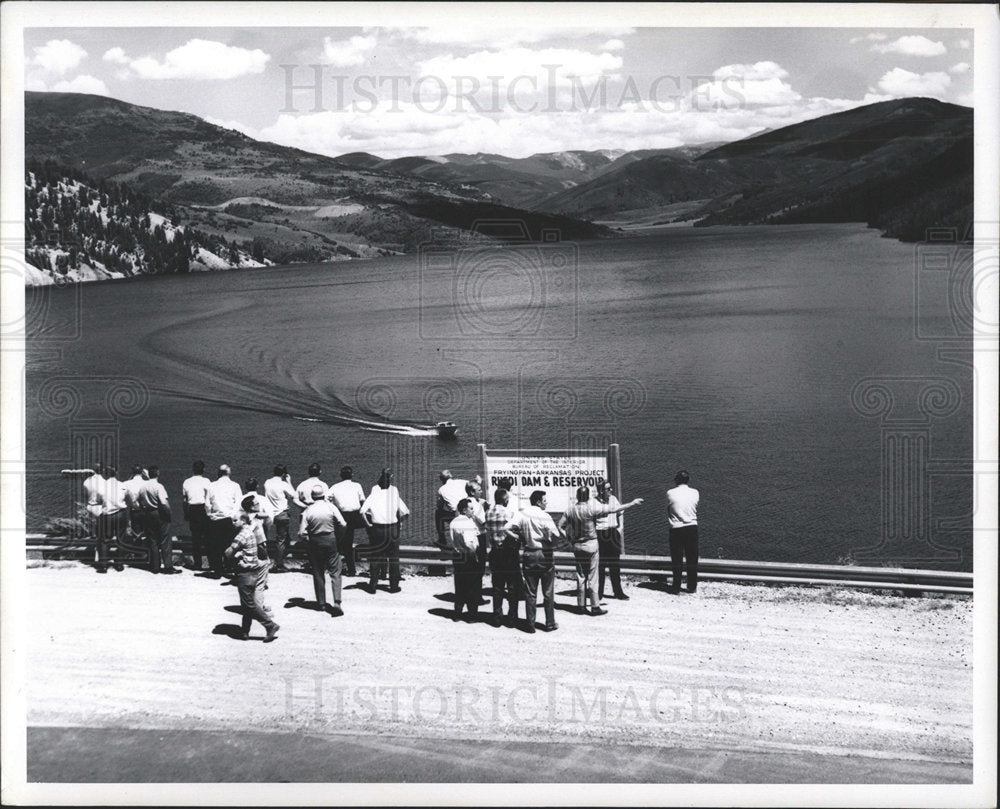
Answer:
[{"xmin": 23, "ymin": 25, "xmax": 975, "ymax": 158}]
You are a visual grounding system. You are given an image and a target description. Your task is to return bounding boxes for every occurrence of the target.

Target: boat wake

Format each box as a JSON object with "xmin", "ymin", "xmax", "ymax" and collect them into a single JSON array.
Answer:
[{"xmin": 151, "ymin": 385, "xmax": 439, "ymax": 436}]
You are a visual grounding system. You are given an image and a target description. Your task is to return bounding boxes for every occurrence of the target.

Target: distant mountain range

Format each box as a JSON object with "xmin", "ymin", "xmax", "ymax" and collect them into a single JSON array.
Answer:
[
  {"xmin": 332, "ymin": 145, "xmax": 722, "ymax": 209},
  {"xmin": 23, "ymin": 91, "xmax": 973, "ymax": 285},
  {"xmin": 533, "ymin": 97, "xmax": 973, "ymax": 240},
  {"xmin": 24, "ymin": 92, "xmax": 610, "ymax": 272}
]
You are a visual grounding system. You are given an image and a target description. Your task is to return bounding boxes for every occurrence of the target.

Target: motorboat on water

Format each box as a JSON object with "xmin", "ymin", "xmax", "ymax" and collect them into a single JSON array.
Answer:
[{"xmin": 436, "ymin": 421, "xmax": 458, "ymax": 439}]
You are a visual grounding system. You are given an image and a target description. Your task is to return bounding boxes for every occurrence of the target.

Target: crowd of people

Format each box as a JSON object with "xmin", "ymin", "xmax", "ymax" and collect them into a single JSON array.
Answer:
[{"xmin": 79, "ymin": 461, "xmax": 701, "ymax": 640}]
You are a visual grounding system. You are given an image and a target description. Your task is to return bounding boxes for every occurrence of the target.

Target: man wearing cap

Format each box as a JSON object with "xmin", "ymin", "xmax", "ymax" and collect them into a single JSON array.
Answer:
[
  {"xmin": 503, "ymin": 490, "xmax": 563, "ymax": 633},
  {"xmin": 361, "ymin": 469, "xmax": 410, "ymax": 593},
  {"xmin": 667, "ymin": 470, "xmax": 700, "ymax": 594},
  {"xmin": 205, "ymin": 464, "xmax": 243, "ymax": 578},
  {"xmin": 264, "ymin": 465, "xmax": 297, "ymax": 573},
  {"xmin": 329, "ymin": 466, "xmax": 366, "ymax": 577},
  {"xmin": 182, "ymin": 460, "xmax": 212, "ymax": 571},
  {"xmin": 137, "ymin": 466, "xmax": 179, "ymax": 574},
  {"xmin": 299, "ymin": 485, "xmax": 348, "ymax": 615},
  {"xmin": 225, "ymin": 495, "xmax": 279, "ymax": 642},
  {"xmin": 94, "ymin": 465, "xmax": 127, "ymax": 574},
  {"xmin": 560, "ymin": 486, "xmax": 643, "ymax": 616}
]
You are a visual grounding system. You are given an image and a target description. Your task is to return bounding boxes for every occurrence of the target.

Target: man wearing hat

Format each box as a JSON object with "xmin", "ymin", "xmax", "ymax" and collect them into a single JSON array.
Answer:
[
  {"xmin": 299, "ymin": 484, "xmax": 348, "ymax": 615},
  {"xmin": 225, "ymin": 495, "xmax": 279, "ymax": 642},
  {"xmin": 205, "ymin": 464, "xmax": 243, "ymax": 578}
]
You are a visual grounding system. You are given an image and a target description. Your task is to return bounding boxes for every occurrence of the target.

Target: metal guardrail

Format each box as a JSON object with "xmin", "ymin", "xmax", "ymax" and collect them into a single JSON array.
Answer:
[{"xmin": 25, "ymin": 534, "xmax": 972, "ymax": 595}]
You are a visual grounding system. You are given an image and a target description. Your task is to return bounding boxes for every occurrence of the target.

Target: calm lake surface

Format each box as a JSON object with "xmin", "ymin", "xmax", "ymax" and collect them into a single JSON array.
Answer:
[{"xmin": 25, "ymin": 224, "xmax": 972, "ymax": 569}]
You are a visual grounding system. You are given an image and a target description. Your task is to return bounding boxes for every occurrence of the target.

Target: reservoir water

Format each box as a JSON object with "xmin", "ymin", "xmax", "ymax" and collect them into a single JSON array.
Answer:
[{"xmin": 25, "ymin": 223, "xmax": 972, "ymax": 569}]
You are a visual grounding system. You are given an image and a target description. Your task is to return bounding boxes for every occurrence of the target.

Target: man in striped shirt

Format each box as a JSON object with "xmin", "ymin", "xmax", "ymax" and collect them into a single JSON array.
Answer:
[{"xmin": 485, "ymin": 488, "xmax": 520, "ymax": 627}]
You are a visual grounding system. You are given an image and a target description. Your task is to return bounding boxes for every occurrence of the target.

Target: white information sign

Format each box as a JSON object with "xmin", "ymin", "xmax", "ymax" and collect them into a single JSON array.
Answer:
[{"xmin": 483, "ymin": 450, "xmax": 610, "ymax": 514}]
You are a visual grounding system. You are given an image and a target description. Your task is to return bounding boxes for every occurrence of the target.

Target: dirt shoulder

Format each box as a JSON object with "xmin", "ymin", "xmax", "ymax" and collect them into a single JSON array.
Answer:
[{"xmin": 24, "ymin": 563, "xmax": 972, "ymax": 779}]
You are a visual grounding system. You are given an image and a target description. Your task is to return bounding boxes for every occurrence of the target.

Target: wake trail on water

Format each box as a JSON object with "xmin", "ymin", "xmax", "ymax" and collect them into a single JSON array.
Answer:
[
  {"xmin": 136, "ymin": 298, "xmax": 440, "ymax": 436},
  {"xmin": 149, "ymin": 385, "xmax": 439, "ymax": 436}
]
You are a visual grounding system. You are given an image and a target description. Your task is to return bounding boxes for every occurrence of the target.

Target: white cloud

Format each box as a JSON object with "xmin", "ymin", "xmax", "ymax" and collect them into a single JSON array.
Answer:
[
  {"xmin": 601, "ymin": 39, "xmax": 625, "ymax": 52},
  {"xmin": 875, "ymin": 68, "xmax": 952, "ymax": 97},
  {"xmin": 50, "ymin": 74, "xmax": 109, "ymax": 95},
  {"xmin": 689, "ymin": 61, "xmax": 800, "ymax": 109},
  {"xmin": 123, "ymin": 39, "xmax": 270, "ymax": 80},
  {"xmin": 102, "ymin": 47, "xmax": 130, "ymax": 65},
  {"xmin": 872, "ymin": 35, "xmax": 947, "ymax": 57},
  {"xmin": 256, "ymin": 83, "xmax": 888, "ymax": 160},
  {"xmin": 958, "ymin": 39, "xmax": 970, "ymax": 50},
  {"xmin": 393, "ymin": 25, "xmax": 634, "ymax": 50},
  {"xmin": 850, "ymin": 32, "xmax": 888, "ymax": 44},
  {"xmin": 29, "ymin": 39, "xmax": 87, "ymax": 74},
  {"xmin": 322, "ymin": 35, "xmax": 378, "ymax": 67},
  {"xmin": 419, "ymin": 47, "xmax": 622, "ymax": 86},
  {"xmin": 948, "ymin": 62, "xmax": 970, "ymax": 75}
]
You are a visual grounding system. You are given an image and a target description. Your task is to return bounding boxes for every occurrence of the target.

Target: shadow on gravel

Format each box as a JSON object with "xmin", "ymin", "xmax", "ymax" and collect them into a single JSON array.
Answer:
[
  {"xmin": 283, "ymin": 598, "xmax": 325, "ymax": 611},
  {"xmin": 211, "ymin": 623, "xmax": 246, "ymax": 640},
  {"xmin": 637, "ymin": 579, "xmax": 680, "ymax": 594}
]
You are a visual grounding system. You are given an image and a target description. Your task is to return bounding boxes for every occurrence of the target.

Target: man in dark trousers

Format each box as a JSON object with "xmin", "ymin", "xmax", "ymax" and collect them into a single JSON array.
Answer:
[
  {"xmin": 298, "ymin": 484, "xmax": 347, "ymax": 615},
  {"xmin": 137, "ymin": 466, "xmax": 179, "ymax": 574},
  {"xmin": 666, "ymin": 470, "xmax": 700, "ymax": 593},
  {"xmin": 449, "ymin": 498, "xmax": 486, "ymax": 621},
  {"xmin": 182, "ymin": 460, "xmax": 211, "ymax": 571},
  {"xmin": 503, "ymin": 490, "xmax": 562, "ymax": 633},
  {"xmin": 329, "ymin": 465, "xmax": 367, "ymax": 577}
]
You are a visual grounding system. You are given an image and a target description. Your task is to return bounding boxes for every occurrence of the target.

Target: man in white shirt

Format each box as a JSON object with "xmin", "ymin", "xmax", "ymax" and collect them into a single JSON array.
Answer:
[
  {"xmin": 137, "ymin": 466, "xmax": 179, "ymax": 574},
  {"xmin": 295, "ymin": 462, "xmax": 328, "ymax": 509},
  {"xmin": 361, "ymin": 469, "xmax": 410, "ymax": 593},
  {"xmin": 666, "ymin": 470, "xmax": 700, "ymax": 594},
  {"xmin": 264, "ymin": 464, "xmax": 297, "ymax": 573},
  {"xmin": 503, "ymin": 490, "xmax": 563, "ymax": 633},
  {"xmin": 595, "ymin": 481, "xmax": 628, "ymax": 601},
  {"xmin": 204, "ymin": 464, "xmax": 243, "ymax": 578},
  {"xmin": 83, "ymin": 463, "xmax": 104, "ymax": 524},
  {"xmin": 450, "ymin": 498, "xmax": 486, "ymax": 621},
  {"xmin": 329, "ymin": 466, "xmax": 367, "ymax": 577},
  {"xmin": 435, "ymin": 469, "xmax": 469, "ymax": 549},
  {"xmin": 94, "ymin": 465, "xmax": 127, "ymax": 574},
  {"xmin": 182, "ymin": 460, "xmax": 211, "ymax": 571},
  {"xmin": 122, "ymin": 465, "xmax": 147, "ymax": 533}
]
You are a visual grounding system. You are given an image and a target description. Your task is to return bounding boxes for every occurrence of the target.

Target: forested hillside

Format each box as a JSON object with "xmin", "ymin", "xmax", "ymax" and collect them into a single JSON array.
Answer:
[{"xmin": 24, "ymin": 160, "xmax": 266, "ymax": 285}]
